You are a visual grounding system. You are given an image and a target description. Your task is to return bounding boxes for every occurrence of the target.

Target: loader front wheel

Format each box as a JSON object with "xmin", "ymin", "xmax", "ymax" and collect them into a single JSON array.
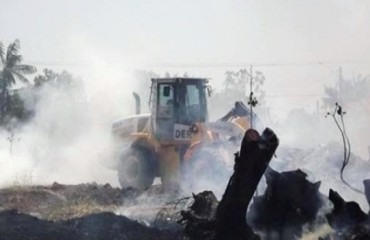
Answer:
[
  {"xmin": 183, "ymin": 144, "xmax": 231, "ymax": 194},
  {"xmin": 117, "ymin": 148, "xmax": 155, "ymax": 190}
]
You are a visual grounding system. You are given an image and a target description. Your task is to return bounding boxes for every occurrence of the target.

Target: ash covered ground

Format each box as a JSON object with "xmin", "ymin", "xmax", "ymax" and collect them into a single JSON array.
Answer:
[
  {"xmin": 0, "ymin": 182, "xmax": 185, "ymax": 240},
  {"xmin": 0, "ymin": 142, "xmax": 369, "ymax": 240}
]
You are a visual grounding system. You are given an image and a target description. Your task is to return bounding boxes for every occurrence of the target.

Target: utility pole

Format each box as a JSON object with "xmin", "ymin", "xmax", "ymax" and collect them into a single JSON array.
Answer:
[
  {"xmin": 338, "ymin": 67, "xmax": 343, "ymax": 103},
  {"xmin": 250, "ymin": 65, "xmax": 254, "ymax": 129},
  {"xmin": 7, "ymin": 132, "xmax": 15, "ymax": 154},
  {"xmin": 7, "ymin": 130, "xmax": 20, "ymax": 154},
  {"xmin": 247, "ymin": 65, "xmax": 258, "ymax": 129}
]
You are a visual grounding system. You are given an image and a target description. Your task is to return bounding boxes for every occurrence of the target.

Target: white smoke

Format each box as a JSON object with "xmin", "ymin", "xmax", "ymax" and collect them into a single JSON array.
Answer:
[
  {"xmin": 0, "ymin": 59, "xmax": 139, "ymax": 187},
  {"xmin": 270, "ymin": 106, "xmax": 370, "ymax": 211}
]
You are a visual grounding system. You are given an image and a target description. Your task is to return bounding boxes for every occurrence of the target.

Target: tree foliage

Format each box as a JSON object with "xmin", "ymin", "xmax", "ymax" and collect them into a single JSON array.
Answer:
[
  {"xmin": 0, "ymin": 39, "xmax": 36, "ymax": 90},
  {"xmin": 209, "ymin": 68, "xmax": 266, "ymax": 120},
  {"xmin": 322, "ymin": 73, "xmax": 370, "ymax": 109},
  {"xmin": 0, "ymin": 40, "xmax": 36, "ymax": 126},
  {"xmin": 34, "ymin": 68, "xmax": 58, "ymax": 87},
  {"xmin": 33, "ymin": 69, "xmax": 76, "ymax": 89},
  {"xmin": 223, "ymin": 68, "xmax": 265, "ymax": 103},
  {"xmin": 0, "ymin": 64, "xmax": 81, "ymax": 127}
]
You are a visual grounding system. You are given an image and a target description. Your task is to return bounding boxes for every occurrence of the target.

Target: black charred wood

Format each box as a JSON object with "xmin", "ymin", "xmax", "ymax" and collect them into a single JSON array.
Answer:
[
  {"xmin": 178, "ymin": 191, "xmax": 218, "ymax": 240},
  {"xmin": 247, "ymin": 168, "xmax": 324, "ymax": 240},
  {"xmin": 179, "ymin": 128, "xmax": 279, "ymax": 240},
  {"xmin": 364, "ymin": 179, "xmax": 370, "ymax": 209},
  {"xmin": 326, "ymin": 189, "xmax": 368, "ymax": 230},
  {"xmin": 214, "ymin": 128, "xmax": 279, "ymax": 240}
]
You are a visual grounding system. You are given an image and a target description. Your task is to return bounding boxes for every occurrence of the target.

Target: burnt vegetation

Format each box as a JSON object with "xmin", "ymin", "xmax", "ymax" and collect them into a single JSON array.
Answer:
[
  {"xmin": 1, "ymin": 125, "xmax": 370, "ymax": 239},
  {"xmin": 247, "ymin": 168, "xmax": 324, "ymax": 240}
]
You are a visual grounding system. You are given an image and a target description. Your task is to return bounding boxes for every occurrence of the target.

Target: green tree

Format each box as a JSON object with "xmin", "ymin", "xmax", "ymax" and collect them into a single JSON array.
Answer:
[
  {"xmin": 34, "ymin": 69, "xmax": 77, "ymax": 89},
  {"xmin": 0, "ymin": 39, "xmax": 36, "ymax": 124},
  {"xmin": 221, "ymin": 68, "xmax": 266, "ymax": 104},
  {"xmin": 322, "ymin": 70, "xmax": 370, "ymax": 109},
  {"xmin": 209, "ymin": 68, "xmax": 266, "ymax": 120},
  {"xmin": 0, "ymin": 39, "xmax": 36, "ymax": 90},
  {"xmin": 223, "ymin": 71, "xmax": 237, "ymax": 90},
  {"xmin": 34, "ymin": 68, "xmax": 58, "ymax": 87}
]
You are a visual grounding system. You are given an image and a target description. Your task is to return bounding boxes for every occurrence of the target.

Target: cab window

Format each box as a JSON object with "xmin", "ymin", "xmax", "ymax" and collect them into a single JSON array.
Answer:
[{"xmin": 157, "ymin": 83, "xmax": 174, "ymax": 118}]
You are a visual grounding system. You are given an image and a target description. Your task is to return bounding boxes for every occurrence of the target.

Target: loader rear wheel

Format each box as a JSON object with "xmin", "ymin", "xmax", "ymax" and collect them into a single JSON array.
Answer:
[{"xmin": 117, "ymin": 148, "xmax": 155, "ymax": 190}]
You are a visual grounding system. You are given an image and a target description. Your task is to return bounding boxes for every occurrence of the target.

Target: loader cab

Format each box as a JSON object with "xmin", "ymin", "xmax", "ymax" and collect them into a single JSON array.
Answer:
[{"xmin": 150, "ymin": 78, "xmax": 209, "ymax": 141}]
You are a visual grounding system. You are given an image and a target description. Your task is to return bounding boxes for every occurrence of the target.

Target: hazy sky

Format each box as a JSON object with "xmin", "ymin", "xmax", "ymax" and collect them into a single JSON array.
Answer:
[{"xmin": 2, "ymin": 0, "xmax": 370, "ymax": 113}]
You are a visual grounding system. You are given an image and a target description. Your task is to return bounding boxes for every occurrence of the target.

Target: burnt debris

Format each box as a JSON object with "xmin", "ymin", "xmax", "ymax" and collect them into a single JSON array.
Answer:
[
  {"xmin": 247, "ymin": 168, "xmax": 324, "ymax": 240},
  {"xmin": 0, "ymin": 210, "xmax": 180, "ymax": 240},
  {"xmin": 179, "ymin": 128, "xmax": 279, "ymax": 240},
  {"xmin": 322, "ymin": 183, "xmax": 370, "ymax": 240},
  {"xmin": 178, "ymin": 191, "xmax": 218, "ymax": 240},
  {"xmin": 326, "ymin": 189, "xmax": 368, "ymax": 230},
  {"xmin": 364, "ymin": 179, "xmax": 370, "ymax": 210}
]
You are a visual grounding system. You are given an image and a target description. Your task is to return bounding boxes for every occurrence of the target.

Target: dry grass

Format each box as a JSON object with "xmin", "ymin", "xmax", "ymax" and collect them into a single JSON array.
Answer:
[
  {"xmin": 11, "ymin": 171, "xmax": 34, "ymax": 187},
  {"xmin": 41, "ymin": 200, "xmax": 118, "ymax": 221},
  {"xmin": 300, "ymin": 223, "xmax": 333, "ymax": 240},
  {"xmin": 0, "ymin": 183, "xmax": 124, "ymax": 221}
]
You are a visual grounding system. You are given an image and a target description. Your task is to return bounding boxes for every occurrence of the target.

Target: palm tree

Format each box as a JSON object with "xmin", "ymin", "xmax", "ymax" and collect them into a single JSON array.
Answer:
[
  {"xmin": 0, "ymin": 39, "xmax": 36, "ymax": 122},
  {"xmin": 0, "ymin": 39, "xmax": 36, "ymax": 90}
]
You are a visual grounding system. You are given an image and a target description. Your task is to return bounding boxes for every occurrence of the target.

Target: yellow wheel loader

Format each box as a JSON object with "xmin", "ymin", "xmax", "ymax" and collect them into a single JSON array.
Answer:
[{"xmin": 111, "ymin": 78, "xmax": 255, "ymax": 190}]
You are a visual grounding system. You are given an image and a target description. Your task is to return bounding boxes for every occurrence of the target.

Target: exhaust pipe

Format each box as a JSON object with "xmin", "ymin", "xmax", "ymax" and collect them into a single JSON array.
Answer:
[{"xmin": 132, "ymin": 92, "xmax": 141, "ymax": 114}]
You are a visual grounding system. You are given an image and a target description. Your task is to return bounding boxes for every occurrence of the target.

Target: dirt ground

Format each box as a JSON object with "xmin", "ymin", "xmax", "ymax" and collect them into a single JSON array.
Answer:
[{"xmin": 0, "ymin": 182, "xmax": 185, "ymax": 240}]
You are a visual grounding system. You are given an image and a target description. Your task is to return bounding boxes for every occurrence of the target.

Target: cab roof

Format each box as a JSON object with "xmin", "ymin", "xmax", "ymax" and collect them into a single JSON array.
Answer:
[{"xmin": 151, "ymin": 77, "xmax": 209, "ymax": 83}]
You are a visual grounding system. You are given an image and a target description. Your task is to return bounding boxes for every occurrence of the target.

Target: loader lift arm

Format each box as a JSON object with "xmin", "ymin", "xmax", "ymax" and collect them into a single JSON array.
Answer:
[{"xmin": 218, "ymin": 101, "xmax": 256, "ymax": 122}]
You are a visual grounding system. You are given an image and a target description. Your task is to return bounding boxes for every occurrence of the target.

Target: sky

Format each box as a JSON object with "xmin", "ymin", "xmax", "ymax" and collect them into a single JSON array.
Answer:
[{"xmin": 1, "ymin": 0, "xmax": 370, "ymax": 114}]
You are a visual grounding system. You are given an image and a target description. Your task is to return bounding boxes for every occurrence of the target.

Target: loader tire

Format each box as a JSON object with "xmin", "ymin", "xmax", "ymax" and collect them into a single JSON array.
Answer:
[
  {"xmin": 117, "ymin": 148, "xmax": 155, "ymax": 190},
  {"xmin": 183, "ymin": 144, "xmax": 230, "ymax": 191}
]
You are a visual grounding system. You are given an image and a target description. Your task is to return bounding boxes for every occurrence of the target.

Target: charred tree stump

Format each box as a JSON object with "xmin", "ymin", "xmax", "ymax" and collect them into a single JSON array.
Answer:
[
  {"xmin": 214, "ymin": 128, "xmax": 279, "ymax": 240},
  {"xmin": 179, "ymin": 128, "xmax": 279, "ymax": 240},
  {"xmin": 364, "ymin": 179, "xmax": 370, "ymax": 209}
]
